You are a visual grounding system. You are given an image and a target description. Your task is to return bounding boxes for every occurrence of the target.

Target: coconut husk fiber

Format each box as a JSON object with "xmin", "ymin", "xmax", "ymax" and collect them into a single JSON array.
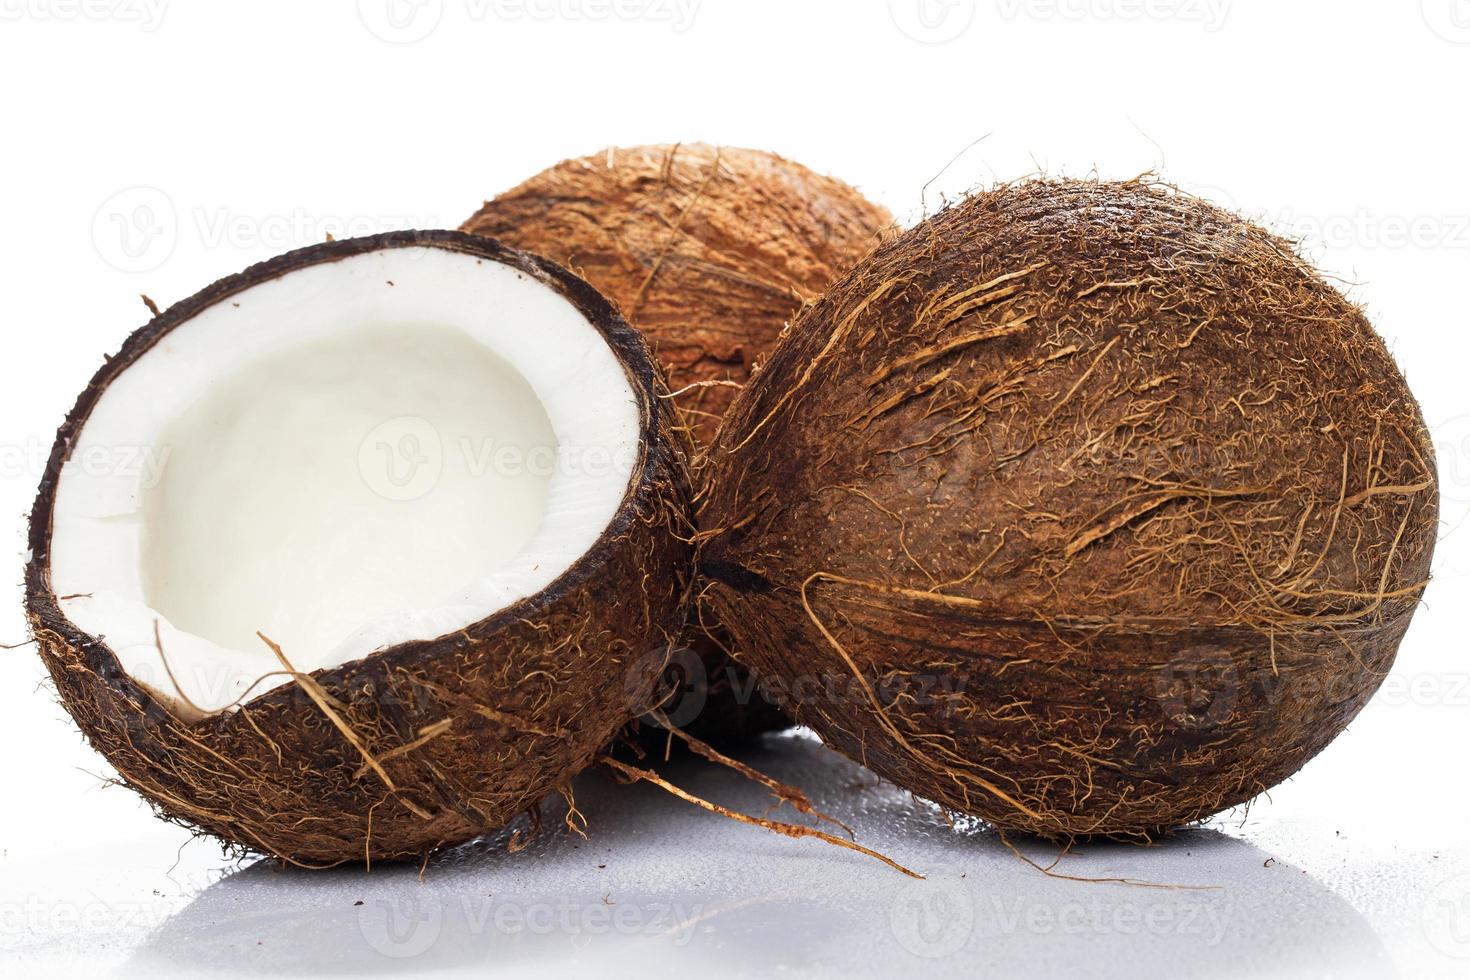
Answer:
[
  {"xmin": 465, "ymin": 143, "xmax": 893, "ymax": 742},
  {"xmin": 700, "ymin": 177, "xmax": 1438, "ymax": 839},
  {"xmin": 462, "ymin": 142, "xmax": 893, "ymax": 449}
]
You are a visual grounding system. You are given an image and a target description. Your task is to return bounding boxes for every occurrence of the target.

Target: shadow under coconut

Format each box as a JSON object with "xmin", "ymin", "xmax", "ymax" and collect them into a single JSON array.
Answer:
[{"xmin": 128, "ymin": 735, "xmax": 1391, "ymax": 980}]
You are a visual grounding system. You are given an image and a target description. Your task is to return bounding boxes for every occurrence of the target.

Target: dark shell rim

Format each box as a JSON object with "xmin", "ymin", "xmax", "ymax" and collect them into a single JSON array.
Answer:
[{"xmin": 25, "ymin": 229, "xmax": 675, "ymax": 730}]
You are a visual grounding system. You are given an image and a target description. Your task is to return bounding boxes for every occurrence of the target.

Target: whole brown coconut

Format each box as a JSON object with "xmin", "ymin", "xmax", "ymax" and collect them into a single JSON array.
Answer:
[
  {"xmin": 700, "ymin": 179, "xmax": 1438, "ymax": 839},
  {"xmin": 461, "ymin": 143, "xmax": 893, "ymax": 448},
  {"xmin": 463, "ymin": 143, "xmax": 892, "ymax": 741},
  {"xmin": 26, "ymin": 232, "xmax": 695, "ymax": 864}
]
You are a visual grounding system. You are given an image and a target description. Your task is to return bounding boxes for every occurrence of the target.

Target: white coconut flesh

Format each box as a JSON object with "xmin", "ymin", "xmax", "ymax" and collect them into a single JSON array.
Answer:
[{"xmin": 47, "ymin": 246, "xmax": 641, "ymax": 717}]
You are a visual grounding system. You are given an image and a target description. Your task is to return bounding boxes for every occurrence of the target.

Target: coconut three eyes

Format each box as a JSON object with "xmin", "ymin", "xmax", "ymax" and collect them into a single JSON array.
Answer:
[
  {"xmin": 701, "ymin": 179, "xmax": 1438, "ymax": 838},
  {"xmin": 26, "ymin": 232, "xmax": 694, "ymax": 863}
]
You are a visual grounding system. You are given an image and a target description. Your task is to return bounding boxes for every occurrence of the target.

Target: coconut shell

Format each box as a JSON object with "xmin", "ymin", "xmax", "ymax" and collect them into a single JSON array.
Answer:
[
  {"xmin": 701, "ymin": 179, "xmax": 1438, "ymax": 839},
  {"xmin": 460, "ymin": 143, "xmax": 893, "ymax": 448},
  {"xmin": 26, "ymin": 232, "xmax": 696, "ymax": 865}
]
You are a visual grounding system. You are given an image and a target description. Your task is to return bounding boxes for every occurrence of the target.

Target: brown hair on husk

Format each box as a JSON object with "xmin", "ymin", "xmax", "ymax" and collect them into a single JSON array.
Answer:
[
  {"xmin": 26, "ymin": 232, "xmax": 696, "ymax": 865},
  {"xmin": 463, "ymin": 143, "xmax": 892, "ymax": 742},
  {"xmin": 700, "ymin": 178, "xmax": 1438, "ymax": 839},
  {"xmin": 461, "ymin": 143, "xmax": 893, "ymax": 449}
]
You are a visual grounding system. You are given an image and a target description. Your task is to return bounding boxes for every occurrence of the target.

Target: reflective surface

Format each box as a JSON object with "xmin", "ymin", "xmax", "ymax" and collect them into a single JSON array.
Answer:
[{"xmin": 5, "ymin": 716, "xmax": 1466, "ymax": 979}]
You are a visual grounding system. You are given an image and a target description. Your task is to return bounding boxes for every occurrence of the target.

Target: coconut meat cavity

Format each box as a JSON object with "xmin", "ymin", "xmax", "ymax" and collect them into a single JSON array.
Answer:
[{"xmin": 46, "ymin": 245, "xmax": 640, "ymax": 716}]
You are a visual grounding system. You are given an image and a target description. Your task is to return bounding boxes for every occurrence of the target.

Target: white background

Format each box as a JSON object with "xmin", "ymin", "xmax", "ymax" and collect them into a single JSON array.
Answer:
[{"xmin": 1, "ymin": 2, "xmax": 1467, "ymax": 977}]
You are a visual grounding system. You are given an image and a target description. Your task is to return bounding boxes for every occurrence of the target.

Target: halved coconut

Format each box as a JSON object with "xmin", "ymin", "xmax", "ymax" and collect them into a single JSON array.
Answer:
[{"xmin": 25, "ymin": 231, "xmax": 694, "ymax": 864}]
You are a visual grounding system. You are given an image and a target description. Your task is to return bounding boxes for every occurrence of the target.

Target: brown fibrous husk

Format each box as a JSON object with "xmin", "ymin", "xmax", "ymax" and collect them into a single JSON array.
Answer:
[
  {"xmin": 25, "ymin": 232, "xmax": 696, "ymax": 865},
  {"xmin": 463, "ymin": 143, "xmax": 893, "ymax": 742},
  {"xmin": 461, "ymin": 143, "xmax": 894, "ymax": 449},
  {"xmin": 700, "ymin": 178, "xmax": 1438, "ymax": 839}
]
